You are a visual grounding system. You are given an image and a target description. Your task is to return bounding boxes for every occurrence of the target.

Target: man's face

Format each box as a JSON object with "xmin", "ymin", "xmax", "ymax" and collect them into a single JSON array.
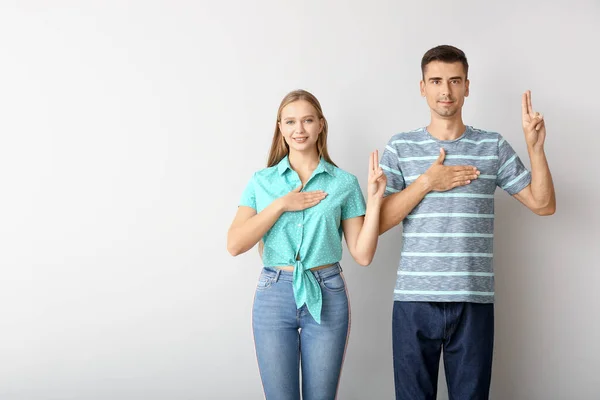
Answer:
[{"xmin": 420, "ymin": 61, "xmax": 470, "ymax": 118}]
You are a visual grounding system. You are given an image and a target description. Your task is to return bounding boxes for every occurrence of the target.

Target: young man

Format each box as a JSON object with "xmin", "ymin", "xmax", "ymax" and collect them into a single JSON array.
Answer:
[{"xmin": 379, "ymin": 45, "xmax": 556, "ymax": 399}]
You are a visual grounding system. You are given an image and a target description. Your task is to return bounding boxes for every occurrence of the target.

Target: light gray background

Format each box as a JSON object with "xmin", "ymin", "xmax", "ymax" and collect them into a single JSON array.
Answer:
[{"xmin": 1, "ymin": 1, "xmax": 598, "ymax": 399}]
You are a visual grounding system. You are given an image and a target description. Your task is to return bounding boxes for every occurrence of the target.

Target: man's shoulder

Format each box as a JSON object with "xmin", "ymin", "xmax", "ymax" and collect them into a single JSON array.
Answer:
[
  {"xmin": 467, "ymin": 126, "xmax": 501, "ymax": 138},
  {"xmin": 387, "ymin": 127, "xmax": 428, "ymax": 143}
]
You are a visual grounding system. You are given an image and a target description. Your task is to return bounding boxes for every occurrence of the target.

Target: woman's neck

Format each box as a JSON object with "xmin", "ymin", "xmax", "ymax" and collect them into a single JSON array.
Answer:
[{"xmin": 288, "ymin": 149, "xmax": 320, "ymax": 184}]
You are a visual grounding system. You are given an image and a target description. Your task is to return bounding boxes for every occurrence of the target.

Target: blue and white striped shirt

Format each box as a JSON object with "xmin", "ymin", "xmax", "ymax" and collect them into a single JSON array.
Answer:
[{"xmin": 380, "ymin": 126, "xmax": 531, "ymax": 303}]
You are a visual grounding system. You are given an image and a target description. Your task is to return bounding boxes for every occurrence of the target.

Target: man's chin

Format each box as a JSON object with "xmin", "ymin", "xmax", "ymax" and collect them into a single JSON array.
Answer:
[{"xmin": 436, "ymin": 109, "xmax": 457, "ymax": 117}]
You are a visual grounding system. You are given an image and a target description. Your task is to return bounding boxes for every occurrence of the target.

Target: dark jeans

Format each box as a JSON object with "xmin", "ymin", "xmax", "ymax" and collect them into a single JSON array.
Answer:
[{"xmin": 392, "ymin": 301, "xmax": 494, "ymax": 400}]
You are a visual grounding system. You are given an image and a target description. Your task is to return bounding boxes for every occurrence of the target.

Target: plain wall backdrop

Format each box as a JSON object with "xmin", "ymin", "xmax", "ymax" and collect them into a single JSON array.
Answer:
[{"xmin": 1, "ymin": 1, "xmax": 599, "ymax": 399}]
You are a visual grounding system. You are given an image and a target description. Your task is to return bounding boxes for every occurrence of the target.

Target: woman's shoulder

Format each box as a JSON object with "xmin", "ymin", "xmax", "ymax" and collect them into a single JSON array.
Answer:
[
  {"xmin": 250, "ymin": 165, "xmax": 280, "ymax": 181},
  {"xmin": 328, "ymin": 164, "xmax": 359, "ymax": 184}
]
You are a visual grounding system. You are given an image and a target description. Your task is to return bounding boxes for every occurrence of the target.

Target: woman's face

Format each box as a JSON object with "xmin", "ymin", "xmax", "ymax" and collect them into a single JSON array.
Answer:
[{"xmin": 278, "ymin": 100, "xmax": 324, "ymax": 154}]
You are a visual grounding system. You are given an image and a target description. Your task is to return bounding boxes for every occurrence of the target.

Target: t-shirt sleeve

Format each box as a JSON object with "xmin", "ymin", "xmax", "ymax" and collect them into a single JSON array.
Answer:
[
  {"xmin": 379, "ymin": 137, "xmax": 406, "ymax": 197},
  {"xmin": 341, "ymin": 175, "xmax": 366, "ymax": 220},
  {"xmin": 239, "ymin": 173, "xmax": 257, "ymax": 209},
  {"xmin": 496, "ymin": 134, "xmax": 531, "ymax": 195}
]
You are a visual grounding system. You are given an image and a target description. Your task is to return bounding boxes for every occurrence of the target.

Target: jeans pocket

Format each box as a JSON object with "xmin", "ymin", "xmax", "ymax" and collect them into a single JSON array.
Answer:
[
  {"xmin": 256, "ymin": 276, "xmax": 273, "ymax": 291},
  {"xmin": 320, "ymin": 273, "xmax": 345, "ymax": 293}
]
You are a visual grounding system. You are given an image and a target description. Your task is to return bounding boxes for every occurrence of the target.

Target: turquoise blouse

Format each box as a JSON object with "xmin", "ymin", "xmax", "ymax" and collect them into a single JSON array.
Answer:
[{"xmin": 240, "ymin": 156, "xmax": 366, "ymax": 323}]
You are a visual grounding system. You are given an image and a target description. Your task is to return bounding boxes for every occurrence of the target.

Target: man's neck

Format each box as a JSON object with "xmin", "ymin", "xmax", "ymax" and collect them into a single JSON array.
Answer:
[{"xmin": 427, "ymin": 114, "xmax": 466, "ymax": 141}]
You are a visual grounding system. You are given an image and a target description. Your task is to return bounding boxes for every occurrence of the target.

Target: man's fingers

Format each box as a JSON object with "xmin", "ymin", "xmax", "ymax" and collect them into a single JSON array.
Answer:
[
  {"xmin": 527, "ymin": 115, "xmax": 542, "ymax": 131},
  {"xmin": 521, "ymin": 92, "xmax": 529, "ymax": 118},
  {"xmin": 452, "ymin": 173, "xmax": 478, "ymax": 182},
  {"xmin": 452, "ymin": 166, "xmax": 478, "ymax": 173},
  {"xmin": 535, "ymin": 118, "xmax": 545, "ymax": 131},
  {"xmin": 374, "ymin": 149, "xmax": 379, "ymax": 168},
  {"xmin": 451, "ymin": 175, "xmax": 474, "ymax": 183},
  {"xmin": 435, "ymin": 148, "xmax": 446, "ymax": 164},
  {"xmin": 452, "ymin": 180, "xmax": 471, "ymax": 188}
]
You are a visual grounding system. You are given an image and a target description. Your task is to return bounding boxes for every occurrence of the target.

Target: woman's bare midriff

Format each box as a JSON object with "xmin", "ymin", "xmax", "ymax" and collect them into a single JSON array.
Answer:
[{"xmin": 275, "ymin": 263, "xmax": 334, "ymax": 272}]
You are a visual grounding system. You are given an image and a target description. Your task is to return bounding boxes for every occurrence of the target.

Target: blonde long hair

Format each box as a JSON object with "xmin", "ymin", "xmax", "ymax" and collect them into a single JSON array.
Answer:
[{"xmin": 266, "ymin": 90, "xmax": 337, "ymax": 167}]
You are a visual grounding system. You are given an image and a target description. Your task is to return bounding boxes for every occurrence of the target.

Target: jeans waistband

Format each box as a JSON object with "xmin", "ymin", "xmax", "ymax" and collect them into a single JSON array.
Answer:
[{"xmin": 262, "ymin": 263, "xmax": 342, "ymax": 283}]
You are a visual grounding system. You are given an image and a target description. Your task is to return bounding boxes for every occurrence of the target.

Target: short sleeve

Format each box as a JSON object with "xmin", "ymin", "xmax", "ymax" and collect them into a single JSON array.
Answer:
[
  {"xmin": 379, "ymin": 137, "xmax": 406, "ymax": 197},
  {"xmin": 239, "ymin": 173, "xmax": 257, "ymax": 209},
  {"xmin": 341, "ymin": 176, "xmax": 366, "ymax": 220},
  {"xmin": 496, "ymin": 134, "xmax": 531, "ymax": 195}
]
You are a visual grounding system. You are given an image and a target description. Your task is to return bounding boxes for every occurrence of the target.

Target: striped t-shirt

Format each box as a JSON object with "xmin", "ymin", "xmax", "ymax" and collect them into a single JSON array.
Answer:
[{"xmin": 380, "ymin": 126, "xmax": 531, "ymax": 303}]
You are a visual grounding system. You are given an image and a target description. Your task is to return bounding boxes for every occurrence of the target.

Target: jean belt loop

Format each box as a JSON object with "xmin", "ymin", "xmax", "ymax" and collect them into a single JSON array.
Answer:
[
  {"xmin": 274, "ymin": 268, "xmax": 281, "ymax": 283},
  {"xmin": 338, "ymin": 263, "xmax": 343, "ymax": 273}
]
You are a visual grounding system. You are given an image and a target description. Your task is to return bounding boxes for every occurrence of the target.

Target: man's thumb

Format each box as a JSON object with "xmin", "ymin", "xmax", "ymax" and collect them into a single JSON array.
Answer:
[
  {"xmin": 292, "ymin": 185, "xmax": 303, "ymax": 192},
  {"xmin": 436, "ymin": 148, "xmax": 446, "ymax": 164}
]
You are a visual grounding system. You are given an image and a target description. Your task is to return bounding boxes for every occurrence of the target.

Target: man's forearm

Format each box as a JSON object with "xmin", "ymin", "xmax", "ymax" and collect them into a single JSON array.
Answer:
[
  {"xmin": 528, "ymin": 147, "xmax": 556, "ymax": 214},
  {"xmin": 379, "ymin": 177, "xmax": 430, "ymax": 234}
]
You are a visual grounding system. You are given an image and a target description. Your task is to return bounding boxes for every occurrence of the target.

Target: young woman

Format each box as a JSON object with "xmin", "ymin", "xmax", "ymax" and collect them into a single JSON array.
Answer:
[{"xmin": 227, "ymin": 89, "xmax": 385, "ymax": 399}]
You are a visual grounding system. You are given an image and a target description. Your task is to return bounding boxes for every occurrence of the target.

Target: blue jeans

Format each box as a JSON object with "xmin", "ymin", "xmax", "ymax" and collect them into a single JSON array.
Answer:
[
  {"xmin": 392, "ymin": 301, "xmax": 494, "ymax": 400},
  {"xmin": 252, "ymin": 263, "xmax": 350, "ymax": 400}
]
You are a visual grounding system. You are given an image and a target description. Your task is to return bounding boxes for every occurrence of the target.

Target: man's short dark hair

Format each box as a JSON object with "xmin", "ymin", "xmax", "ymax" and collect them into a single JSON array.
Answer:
[{"xmin": 421, "ymin": 45, "xmax": 469, "ymax": 79}]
